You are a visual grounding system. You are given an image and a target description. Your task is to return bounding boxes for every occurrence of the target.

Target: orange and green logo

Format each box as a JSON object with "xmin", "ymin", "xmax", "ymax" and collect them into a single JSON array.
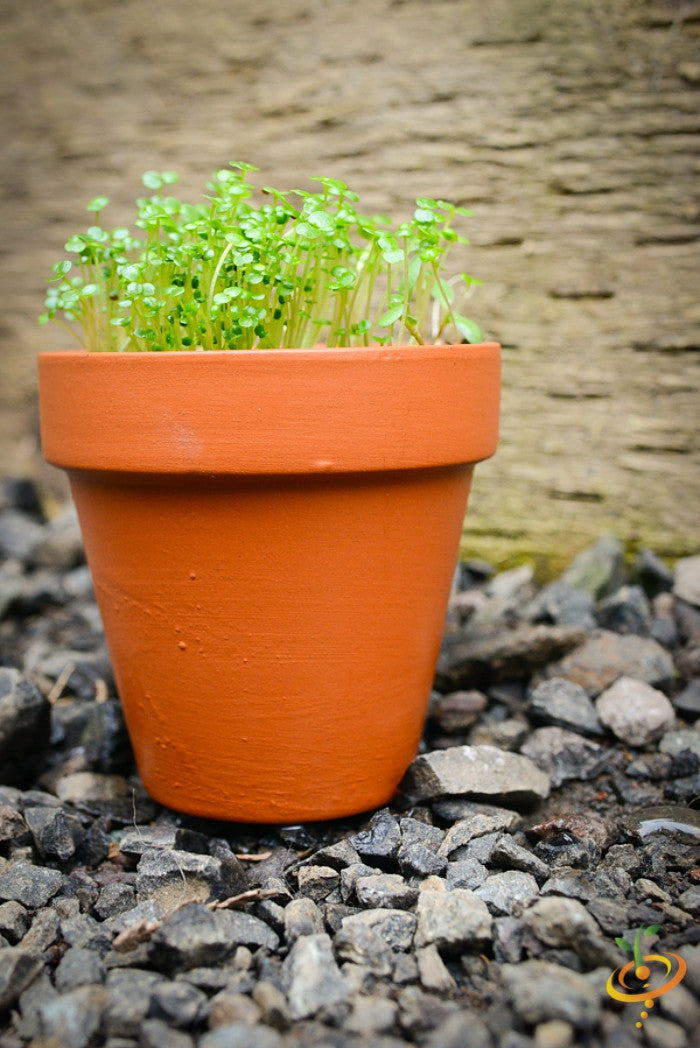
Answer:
[{"xmin": 606, "ymin": 923, "xmax": 687, "ymax": 1028}]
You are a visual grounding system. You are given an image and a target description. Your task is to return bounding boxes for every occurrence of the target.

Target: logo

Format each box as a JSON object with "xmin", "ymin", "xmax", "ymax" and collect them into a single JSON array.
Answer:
[{"xmin": 606, "ymin": 923, "xmax": 687, "ymax": 1028}]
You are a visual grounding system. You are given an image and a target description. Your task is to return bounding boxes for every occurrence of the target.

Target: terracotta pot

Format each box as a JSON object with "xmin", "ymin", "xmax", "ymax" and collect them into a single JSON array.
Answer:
[{"xmin": 38, "ymin": 344, "xmax": 500, "ymax": 823}]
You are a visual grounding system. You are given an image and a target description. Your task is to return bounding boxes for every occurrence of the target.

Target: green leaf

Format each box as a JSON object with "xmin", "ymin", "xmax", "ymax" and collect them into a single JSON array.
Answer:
[
  {"xmin": 308, "ymin": 210, "xmax": 335, "ymax": 232},
  {"xmin": 86, "ymin": 196, "xmax": 109, "ymax": 213},
  {"xmin": 615, "ymin": 937, "xmax": 632, "ymax": 951},
  {"xmin": 414, "ymin": 207, "xmax": 437, "ymax": 224},
  {"xmin": 142, "ymin": 171, "xmax": 165, "ymax": 190},
  {"xmin": 454, "ymin": 314, "xmax": 483, "ymax": 343},
  {"xmin": 382, "ymin": 248, "xmax": 405, "ymax": 266},
  {"xmin": 377, "ymin": 302, "xmax": 405, "ymax": 327},
  {"xmin": 292, "ymin": 221, "xmax": 318, "ymax": 240},
  {"xmin": 644, "ymin": 925, "xmax": 661, "ymax": 936}
]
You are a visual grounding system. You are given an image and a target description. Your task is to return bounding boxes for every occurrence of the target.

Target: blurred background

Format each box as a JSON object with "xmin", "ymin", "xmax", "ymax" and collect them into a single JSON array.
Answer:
[{"xmin": 1, "ymin": 0, "xmax": 698, "ymax": 573}]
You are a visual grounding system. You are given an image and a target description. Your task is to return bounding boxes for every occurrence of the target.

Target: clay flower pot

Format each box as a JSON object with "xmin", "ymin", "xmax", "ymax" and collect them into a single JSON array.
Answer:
[{"xmin": 38, "ymin": 343, "xmax": 500, "ymax": 823}]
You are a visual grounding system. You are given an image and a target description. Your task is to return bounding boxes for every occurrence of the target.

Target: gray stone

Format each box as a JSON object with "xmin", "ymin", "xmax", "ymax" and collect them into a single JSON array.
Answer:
[
  {"xmin": 678, "ymin": 886, "xmax": 700, "ymax": 915},
  {"xmin": 296, "ymin": 864, "xmax": 339, "ymax": 902},
  {"xmin": 543, "ymin": 630, "xmax": 674, "ymax": 696},
  {"xmin": 24, "ymin": 805, "xmax": 85, "ymax": 861},
  {"xmin": 430, "ymin": 689, "xmax": 488, "ymax": 733},
  {"xmin": 15, "ymin": 971, "xmax": 56, "ymax": 1040},
  {"xmin": 416, "ymin": 942, "xmax": 456, "ymax": 993},
  {"xmin": 674, "ymin": 678, "xmax": 700, "ymax": 720},
  {"xmin": 398, "ymin": 817, "xmax": 444, "ymax": 849},
  {"xmin": 251, "ymin": 979, "xmax": 291, "ymax": 1032},
  {"xmin": 596, "ymin": 676, "xmax": 675, "ymax": 746},
  {"xmin": 0, "ymin": 900, "xmax": 29, "ymax": 944},
  {"xmin": 522, "ymin": 895, "xmax": 618, "ymax": 968},
  {"xmin": 149, "ymin": 979, "xmax": 207, "ymax": 1028},
  {"xmin": 634, "ymin": 549, "xmax": 674, "ymax": 598},
  {"xmin": 659, "ymin": 726, "xmax": 700, "ymax": 760},
  {"xmin": 525, "ymin": 580, "xmax": 596, "ymax": 630},
  {"xmin": 283, "ymin": 896, "xmax": 324, "ymax": 944},
  {"xmin": 118, "ymin": 824, "xmax": 210, "ymax": 856},
  {"xmin": 140, "ymin": 1018, "xmax": 195, "ymax": 1048},
  {"xmin": 445, "ymin": 857, "xmax": 489, "ymax": 890},
  {"xmin": 340, "ymin": 861, "xmax": 383, "ymax": 903},
  {"xmin": 437, "ymin": 624, "xmax": 587, "ymax": 689},
  {"xmin": 311, "ymin": 838, "xmax": 361, "ymax": 869},
  {"xmin": 54, "ymin": 771, "xmax": 130, "ymax": 806},
  {"xmin": 392, "ymin": 952, "xmax": 419, "ymax": 986},
  {"xmin": 207, "ymin": 986, "xmax": 261, "ymax": 1026},
  {"xmin": 490, "ymin": 836, "xmax": 551, "ymax": 882},
  {"xmin": 0, "ymin": 947, "xmax": 42, "ymax": 1010},
  {"xmin": 398, "ymin": 841, "xmax": 447, "ymax": 878},
  {"xmin": 21, "ymin": 907, "xmax": 61, "ymax": 956},
  {"xmin": 595, "ymin": 584, "xmax": 652, "ymax": 635},
  {"xmin": 136, "ymin": 847, "xmax": 247, "ymax": 908},
  {"xmin": 0, "ymin": 861, "xmax": 64, "ymax": 907},
  {"xmin": 149, "ymin": 902, "xmax": 275, "ymax": 973},
  {"xmin": 469, "ymin": 715, "xmax": 530, "ymax": 751},
  {"xmin": 334, "ymin": 921, "xmax": 394, "ymax": 976},
  {"xmin": 475, "ymin": 871, "xmax": 540, "ymax": 916},
  {"xmin": 657, "ymin": 980, "xmax": 700, "ymax": 1035},
  {"xmin": 54, "ymin": 946, "xmax": 106, "ymax": 991},
  {"xmin": 0, "ymin": 803, "xmax": 26, "ymax": 843},
  {"xmin": 455, "ymin": 831, "xmax": 505, "ymax": 866},
  {"xmin": 340, "ymin": 908, "xmax": 417, "ymax": 952},
  {"xmin": 438, "ymin": 812, "xmax": 521, "ymax": 858},
  {"xmin": 36, "ymin": 984, "xmax": 106, "ymax": 1048},
  {"xmin": 677, "ymin": 943, "xmax": 700, "ymax": 998},
  {"xmin": 345, "ymin": 994, "xmax": 400, "ymax": 1035},
  {"xmin": 522, "ymin": 895, "xmax": 598, "ymax": 945},
  {"xmin": 520, "ymin": 727, "xmax": 605, "ymax": 787},
  {"xmin": 526, "ymin": 677, "xmax": 603, "ymax": 736},
  {"xmin": 500, "ymin": 959, "xmax": 601, "ymax": 1029},
  {"xmin": 401, "ymin": 744, "xmax": 550, "ymax": 806},
  {"xmin": 674, "ymin": 554, "xmax": 700, "ymax": 607},
  {"xmin": 424, "ymin": 1009, "xmax": 493, "ymax": 1048},
  {"xmin": 560, "ymin": 536, "xmax": 627, "ymax": 599},
  {"xmin": 641, "ymin": 1016, "xmax": 688, "ymax": 1048},
  {"xmin": 350, "ymin": 808, "xmax": 401, "ymax": 866},
  {"xmin": 94, "ymin": 882, "xmax": 136, "ymax": 920},
  {"xmin": 102, "ymin": 968, "xmax": 165, "ymax": 1038},
  {"xmin": 60, "ymin": 911, "xmax": 113, "ymax": 954},
  {"xmin": 431, "ymin": 797, "xmax": 521, "ymax": 827},
  {"xmin": 532, "ymin": 1020, "xmax": 575, "ymax": 1048},
  {"xmin": 104, "ymin": 897, "xmax": 164, "ymax": 936},
  {"xmin": 0, "ymin": 509, "xmax": 46, "ymax": 562},
  {"xmin": 199, "ymin": 1024, "xmax": 283, "ymax": 1048},
  {"xmin": 31, "ymin": 504, "xmax": 83, "ymax": 569},
  {"xmin": 397, "ymin": 984, "xmax": 459, "ymax": 1036},
  {"xmin": 283, "ymin": 932, "xmax": 350, "ymax": 1020},
  {"xmin": 414, "ymin": 887, "xmax": 491, "ymax": 953},
  {"xmin": 0, "ymin": 668, "xmax": 51, "ymax": 788},
  {"xmin": 355, "ymin": 873, "xmax": 418, "ymax": 910}
]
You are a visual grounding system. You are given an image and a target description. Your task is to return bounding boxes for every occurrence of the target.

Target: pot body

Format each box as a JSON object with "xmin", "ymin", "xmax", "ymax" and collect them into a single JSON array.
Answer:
[{"xmin": 38, "ymin": 344, "xmax": 500, "ymax": 822}]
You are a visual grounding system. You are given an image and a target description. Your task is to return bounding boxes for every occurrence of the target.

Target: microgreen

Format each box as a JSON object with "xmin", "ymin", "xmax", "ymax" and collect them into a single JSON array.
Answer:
[{"xmin": 40, "ymin": 164, "xmax": 482, "ymax": 351}]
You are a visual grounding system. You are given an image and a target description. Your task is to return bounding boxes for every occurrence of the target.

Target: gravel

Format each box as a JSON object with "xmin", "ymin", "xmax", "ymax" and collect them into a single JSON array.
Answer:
[{"xmin": 0, "ymin": 481, "xmax": 699, "ymax": 1047}]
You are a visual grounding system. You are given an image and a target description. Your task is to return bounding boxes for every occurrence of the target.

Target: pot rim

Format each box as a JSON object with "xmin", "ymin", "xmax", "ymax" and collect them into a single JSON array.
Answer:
[{"xmin": 38, "ymin": 342, "xmax": 501, "ymax": 476}]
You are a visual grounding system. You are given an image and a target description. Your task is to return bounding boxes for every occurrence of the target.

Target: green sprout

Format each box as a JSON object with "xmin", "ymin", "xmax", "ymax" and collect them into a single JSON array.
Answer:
[
  {"xmin": 615, "ymin": 924, "xmax": 661, "ymax": 974},
  {"xmin": 40, "ymin": 164, "xmax": 483, "ymax": 352}
]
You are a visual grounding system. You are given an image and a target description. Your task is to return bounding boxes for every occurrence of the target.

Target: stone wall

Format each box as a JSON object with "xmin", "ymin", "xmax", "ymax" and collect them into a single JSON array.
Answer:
[{"xmin": 1, "ymin": 0, "xmax": 698, "ymax": 571}]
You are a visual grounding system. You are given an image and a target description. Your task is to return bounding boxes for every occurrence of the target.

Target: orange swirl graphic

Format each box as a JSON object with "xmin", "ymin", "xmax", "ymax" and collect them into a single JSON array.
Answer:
[{"xmin": 606, "ymin": 953, "xmax": 687, "ymax": 1004}]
